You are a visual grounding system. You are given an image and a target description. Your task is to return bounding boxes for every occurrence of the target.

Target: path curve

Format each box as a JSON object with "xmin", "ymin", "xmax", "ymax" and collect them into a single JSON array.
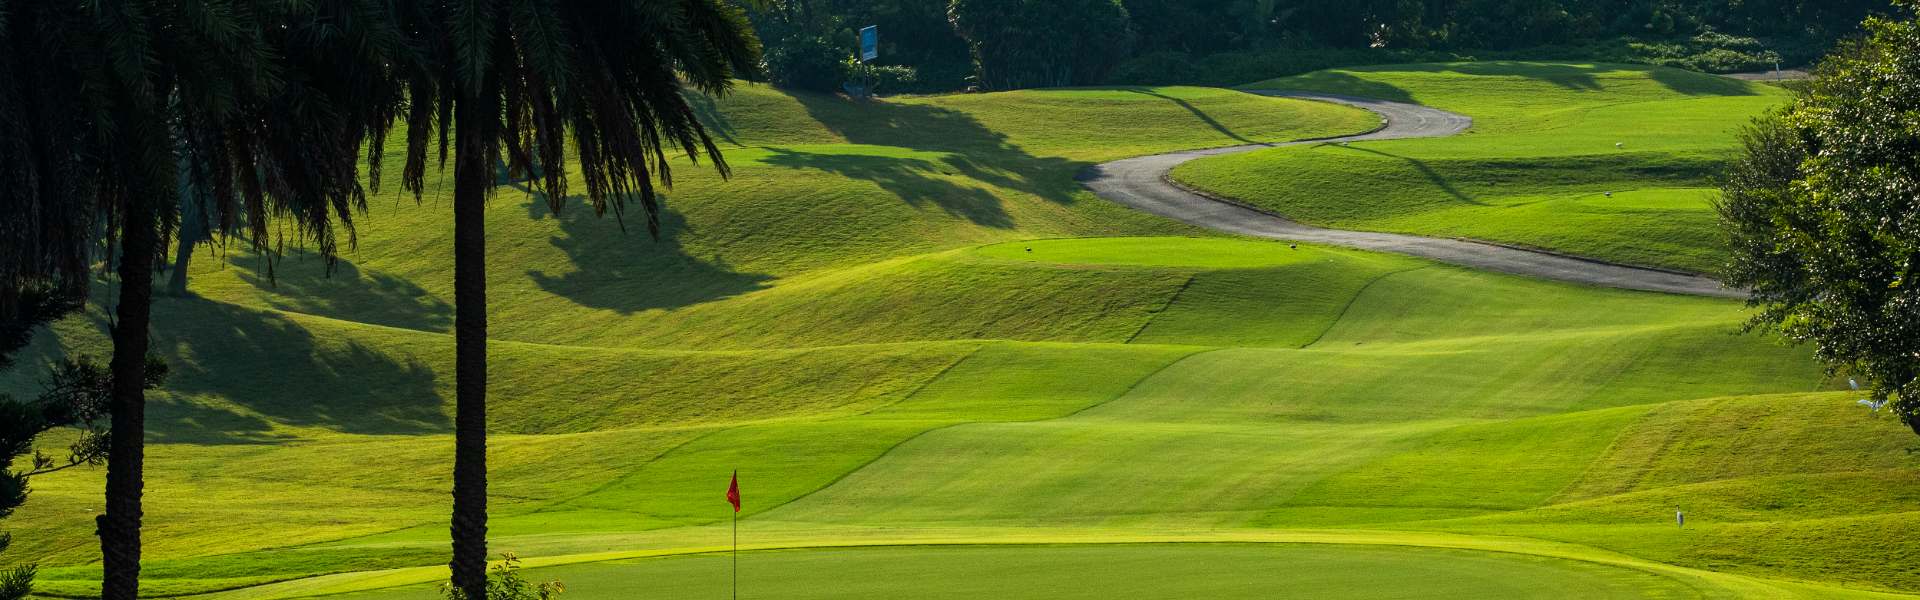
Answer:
[{"xmin": 1076, "ymin": 91, "xmax": 1741, "ymax": 298}]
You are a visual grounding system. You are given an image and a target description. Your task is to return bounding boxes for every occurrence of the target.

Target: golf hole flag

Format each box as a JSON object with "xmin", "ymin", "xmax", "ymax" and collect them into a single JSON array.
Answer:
[{"xmin": 727, "ymin": 470, "xmax": 741, "ymax": 512}]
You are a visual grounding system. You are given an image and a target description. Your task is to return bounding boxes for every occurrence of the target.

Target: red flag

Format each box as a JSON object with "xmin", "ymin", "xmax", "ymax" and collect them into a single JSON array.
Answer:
[{"xmin": 726, "ymin": 470, "xmax": 741, "ymax": 512}]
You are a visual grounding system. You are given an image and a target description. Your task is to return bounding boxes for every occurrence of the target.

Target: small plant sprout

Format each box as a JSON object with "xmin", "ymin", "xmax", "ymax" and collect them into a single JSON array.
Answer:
[{"xmin": 439, "ymin": 553, "xmax": 564, "ymax": 600}]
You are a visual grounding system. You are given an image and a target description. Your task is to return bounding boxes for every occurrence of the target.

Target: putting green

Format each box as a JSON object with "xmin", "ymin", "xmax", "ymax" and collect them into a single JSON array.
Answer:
[{"xmin": 325, "ymin": 545, "xmax": 1701, "ymax": 600}]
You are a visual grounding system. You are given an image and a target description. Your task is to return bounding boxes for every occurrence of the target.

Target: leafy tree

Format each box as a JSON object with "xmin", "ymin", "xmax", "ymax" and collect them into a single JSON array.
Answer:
[
  {"xmin": 379, "ymin": 1, "xmax": 760, "ymax": 596},
  {"xmin": 765, "ymin": 34, "xmax": 855, "ymax": 92},
  {"xmin": 1716, "ymin": 6, "xmax": 1920, "ymax": 434},
  {"xmin": 0, "ymin": 1, "xmax": 410, "ymax": 597},
  {"xmin": 949, "ymin": 0, "xmax": 1132, "ymax": 90},
  {"xmin": 0, "ymin": 289, "xmax": 166, "ymax": 600}
]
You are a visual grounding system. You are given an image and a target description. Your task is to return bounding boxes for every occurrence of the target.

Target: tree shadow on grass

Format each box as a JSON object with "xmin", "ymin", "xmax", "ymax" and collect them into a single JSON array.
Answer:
[
  {"xmin": 1250, "ymin": 70, "xmax": 1418, "ymax": 104},
  {"xmin": 1340, "ymin": 146, "xmax": 1486, "ymax": 206},
  {"xmin": 149, "ymin": 297, "xmax": 447, "ymax": 442},
  {"xmin": 1120, "ymin": 88, "xmax": 1256, "ymax": 144},
  {"xmin": 1, "ymin": 295, "xmax": 451, "ymax": 444},
  {"xmin": 227, "ymin": 255, "xmax": 453, "ymax": 334},
  {"xmin": 525, "ymin": 195, "xmax": 776, "ymax": 314},
  {"xmin": 683, "ymin": 89, "xmax": 740, "ymax": 146},
  {"xmin": 758, "ymin": 148, "xmax": 1015, "ymax": 228},
  {"xmin": 787, "ymin": 93, "xmax": 1086, "ymax": 208}
]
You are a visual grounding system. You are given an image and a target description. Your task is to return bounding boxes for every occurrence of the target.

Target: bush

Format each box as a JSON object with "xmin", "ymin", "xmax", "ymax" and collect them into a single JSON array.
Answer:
[{"xmin": 763, "ymin": 35, "xmax": 853, "ymax": 94}]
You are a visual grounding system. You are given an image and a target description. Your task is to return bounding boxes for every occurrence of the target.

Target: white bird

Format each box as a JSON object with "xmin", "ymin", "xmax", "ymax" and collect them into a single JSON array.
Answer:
[
  {"xmin": 1859, "ymin": 398, "xmax": 1890, "ymax": 412},
  {"xmin": 1615, "ymin": 142, "xmax": 1623, "ymax": 147},
  {"xmin": 1850, "ymin": 379, "xmax": 1860, "ymax": 390},
  {"xmin": 1341, "ymin": 142, "xmax": 1349, "ymax": 146},
  {"xmin": 1604, "ymin": 192, "xmax": 1612, "ymax": 197}
]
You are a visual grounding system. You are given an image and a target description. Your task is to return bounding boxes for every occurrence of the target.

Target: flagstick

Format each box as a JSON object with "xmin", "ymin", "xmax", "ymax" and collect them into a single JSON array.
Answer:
[{"xmin": 732, "ymin": 509, "xmax": 738, "ymax": 600}]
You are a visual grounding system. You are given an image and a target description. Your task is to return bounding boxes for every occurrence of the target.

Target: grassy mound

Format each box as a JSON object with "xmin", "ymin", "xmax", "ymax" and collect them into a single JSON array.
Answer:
[
  {"xmin": 2, "ymin": 76, "xmax": 1903, "ymax": 600},
  {"xmin": 1170, "ymin": 62, "xmax": 1791, "ymax": 273}
]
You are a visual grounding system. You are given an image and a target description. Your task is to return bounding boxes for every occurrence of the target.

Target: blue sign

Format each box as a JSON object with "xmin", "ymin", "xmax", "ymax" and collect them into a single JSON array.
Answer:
[{"xmin": 860, "ymin": 26, "xmax": 878, "ymax": 62}]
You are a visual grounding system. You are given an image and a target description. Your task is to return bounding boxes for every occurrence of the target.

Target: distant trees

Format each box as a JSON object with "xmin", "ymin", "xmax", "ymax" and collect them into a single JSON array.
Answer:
[
  {"xmin": 1716, "ymin": 6, "xmax": 1920, "ymax": 435},
  {"xmin": 949, "ymin": 0, "xmax": 1132, "ymax": 90}
]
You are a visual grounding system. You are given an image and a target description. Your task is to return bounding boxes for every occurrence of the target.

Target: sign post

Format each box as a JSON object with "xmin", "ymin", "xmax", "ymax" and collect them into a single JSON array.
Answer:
[{"xmin": 858, "ymin": 26, "xmax": 878, "ymax": 98}]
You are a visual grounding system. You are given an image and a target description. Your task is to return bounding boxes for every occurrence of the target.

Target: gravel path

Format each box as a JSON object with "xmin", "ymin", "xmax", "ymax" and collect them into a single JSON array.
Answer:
[{"xmin": 1076, "ymin": 91, "xmax": 1741, "ymax": 297}]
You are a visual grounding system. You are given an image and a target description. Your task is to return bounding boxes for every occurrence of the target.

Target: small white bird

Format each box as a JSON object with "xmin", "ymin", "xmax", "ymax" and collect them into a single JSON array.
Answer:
[
  {"xmin": 1850, "ymin": 379, "xmax": 1860, "ymax": 390},
  {"xmin": 1341, "ymin": 141, "xmax": 1349, "ymax": 146},
  {"xmin": 1604, "ymin": 191, "xmax": 1612, "ymax": 198},
  {"xmin": 1615, "ymin": 142, "xmax": 1623, "ymax": 147},
  {"xmin": 1859, "ymin": 398, "xmax": 1890, "ymax": 412}
]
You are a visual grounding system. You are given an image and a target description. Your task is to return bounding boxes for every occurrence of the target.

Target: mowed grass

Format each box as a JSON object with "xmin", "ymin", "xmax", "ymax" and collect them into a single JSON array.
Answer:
[
  {"xmin": 4, "ymin": 75, "xmax": 1910, "ymax": 600},
  {"xmin": 1170, "ymin": 63, "xmax": 1792, "ymax": 273},
  {"xmin": 182, "ymin": 85, "xmax": 1375, "ymax": 349},
  {"xmin": 320, "ymin": 544, "xmax": 1703, "ymax": 600}
]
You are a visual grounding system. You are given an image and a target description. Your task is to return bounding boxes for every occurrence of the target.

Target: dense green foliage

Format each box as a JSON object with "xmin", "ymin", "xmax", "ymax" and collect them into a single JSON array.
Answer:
[
  {"xmin": 762, "ymin": 35, "xmax": 855, "ymax": 93},
  {"xmin": 750, "ymin": 0, "xmax": 1889, "ymax": 94},
  {"xmin": 1717, "ymin": 9, "xmax": 1920, "ymax": 435},
  {"xmin": 949, "ymin": 0, "xmax": 1132, "ymax": 90},
  {"xmin": 1172, "ymin": 62, "xmax": 1786, "ymax": 273}
]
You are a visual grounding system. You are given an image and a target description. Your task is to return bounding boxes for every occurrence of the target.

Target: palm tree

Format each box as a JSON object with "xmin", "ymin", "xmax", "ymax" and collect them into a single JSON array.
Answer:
[
  {"xmin": 0, "ymin": 2, "xmax": 410, "ymax": 598},
  {"xmin": 383, "ymin": 1, "xmax": 761, "ymax": 595}
]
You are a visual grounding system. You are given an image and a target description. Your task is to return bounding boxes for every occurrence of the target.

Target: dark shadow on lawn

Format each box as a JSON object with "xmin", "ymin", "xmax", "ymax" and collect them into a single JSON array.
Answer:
[
  {"xmin": 1340, "ymin": 146, "xmax": 1485, "ymax": 206},
  {"xmin": 151, "ymin": 297, "xmax": 447, "ymax": 441},
  {"xmin": 786, "ymin": 93, "xmax": 1086, "ymax": 207},
  {"xmin": 229, "ymin": 255, "xmax": 453, "ymax": 334},
  {"xmin": 1102, "ymin": 88, "xmax": 1256, "ymax": 144},
  {"xmin": 683, "ymin": 88, "xmax": 740, "ymax": 146},
  {"xmin": 759, "ymin": 148, "xmax": 1014, "ymax": 228},
  {"xmin": 525, "ymin": 194, "xmax": 776, "ymax": 314},
  {"xmin": 1250, "ymin": 70, "xmax": 1418, "ymax": 104}
]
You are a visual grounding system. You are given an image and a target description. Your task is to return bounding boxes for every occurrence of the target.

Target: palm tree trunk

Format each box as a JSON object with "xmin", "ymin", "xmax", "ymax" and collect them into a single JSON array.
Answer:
[
  {"xmin": 103, "ymin": 207, "xmax": 155, "ymax": 600},
  {"xmin": 167, "ymin": 233, "xmax": 196, "ymax": 297},
  {"xmin": 449, "ymin": 101, "xmax": 491, "ymax": 600}
]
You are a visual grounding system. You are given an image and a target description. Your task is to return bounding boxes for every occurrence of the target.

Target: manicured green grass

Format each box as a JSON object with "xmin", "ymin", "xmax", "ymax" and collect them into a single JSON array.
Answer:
[
  {"xmin": 319, "ymin": 544, "xmax": 1704, "ymax": 600},
  {"xmin": 5, "ymin": 74, "xmax": 1912, "ymax": 600},
  {"xmin": 1170, "ymin": 62, "xmax": 1793, "ymax": 273}
]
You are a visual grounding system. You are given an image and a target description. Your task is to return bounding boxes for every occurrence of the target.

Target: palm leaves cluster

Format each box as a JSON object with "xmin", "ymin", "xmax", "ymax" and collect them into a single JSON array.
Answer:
[{"xmin": 0, "ymin": 1, "xmax": 761, "ymax": 599}]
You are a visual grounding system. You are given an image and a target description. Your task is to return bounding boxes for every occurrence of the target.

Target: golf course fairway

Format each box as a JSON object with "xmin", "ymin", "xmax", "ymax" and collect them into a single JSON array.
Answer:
[
  {"xmin": 323, "ymin": 545, "xmax": 1702, "ymax": 600},
  {"xmin": 6, "ymin": 67, "xmax": 1917, "ymax": 600}
]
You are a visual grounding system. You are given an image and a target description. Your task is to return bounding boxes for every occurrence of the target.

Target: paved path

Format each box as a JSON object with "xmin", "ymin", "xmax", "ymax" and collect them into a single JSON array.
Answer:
[{"xmin": 1076, "ymin": 91, "xmax": 1741, "ymax": 297}]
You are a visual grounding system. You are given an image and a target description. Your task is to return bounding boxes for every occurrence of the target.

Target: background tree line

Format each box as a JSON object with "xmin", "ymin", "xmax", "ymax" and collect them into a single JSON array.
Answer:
[{"xmin": 752, "ymin": 0, "xmax": 1904, "ymax": 92}]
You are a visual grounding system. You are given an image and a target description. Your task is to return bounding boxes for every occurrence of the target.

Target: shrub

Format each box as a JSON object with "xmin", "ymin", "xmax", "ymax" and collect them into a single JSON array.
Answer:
[{"xmin": 763, "ymin": 35, "xmax": 853, "ymax": 94}]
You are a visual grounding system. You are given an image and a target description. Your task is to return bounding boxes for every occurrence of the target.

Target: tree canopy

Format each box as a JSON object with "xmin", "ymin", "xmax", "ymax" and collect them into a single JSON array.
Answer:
[{"xmin": 1717, "ymin": 4, "xmax": 1920, "ymax": 434}]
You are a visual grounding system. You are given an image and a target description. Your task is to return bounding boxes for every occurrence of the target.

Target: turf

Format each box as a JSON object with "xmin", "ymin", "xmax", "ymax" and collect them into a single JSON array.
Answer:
[
  {"xmin": 3, "ymin": 72, "xmax": 1912, "ymax": 600},
  {"xmin": 1171, "ymin": 62, "xmax": 1794, "ymax": 274},
  {"xmin": 317, "ymin": 544, "xmax": 1704, "ymax": 600}
]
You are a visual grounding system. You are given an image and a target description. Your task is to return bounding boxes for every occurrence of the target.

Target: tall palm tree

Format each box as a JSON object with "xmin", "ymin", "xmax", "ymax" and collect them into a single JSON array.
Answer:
[
  {"xmin": 384, "ymin": 1, "xmax": 760, "ymax": 595},
  {"xmin": 1, "ymin": 2, "xmax": 410, "ymax": 598}
]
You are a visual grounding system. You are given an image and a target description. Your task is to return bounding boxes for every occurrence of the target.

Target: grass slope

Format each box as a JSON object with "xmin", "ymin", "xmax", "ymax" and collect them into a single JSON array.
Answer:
[
  {"xmin": 1171, "ymin": 62, "xmax": 1791, "ymax": 273},
  {"xmin": 2, "ymin": 73, "xmax": 1906, "ymax": 600}
]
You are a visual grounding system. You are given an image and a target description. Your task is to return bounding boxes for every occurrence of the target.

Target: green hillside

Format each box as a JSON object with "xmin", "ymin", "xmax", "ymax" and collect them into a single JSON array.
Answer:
[
  {"xmin": 6, "ymin": 71, "xmax": 1915, "ymax": 600},
  {"xmin": 1171, "ymin": 62, "xmax": 1791, "ymax": 274}
]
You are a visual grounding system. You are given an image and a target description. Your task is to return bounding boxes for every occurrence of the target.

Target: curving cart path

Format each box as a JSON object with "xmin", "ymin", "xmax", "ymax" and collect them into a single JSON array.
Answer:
[{"xmin": 1076, "ymin": 91, "xmax": 1741, "ymax": 297}]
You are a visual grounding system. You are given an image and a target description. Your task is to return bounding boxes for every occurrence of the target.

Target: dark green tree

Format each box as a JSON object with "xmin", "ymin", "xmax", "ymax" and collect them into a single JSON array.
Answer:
[
  {"xmin": 949, "ymin": 0, "xmax": 1131, "ymax": 90},
  {"xmin": 380, "ymin": 1, "xmax": 760, "ymax": 596},
  {"xmin": 1716, "ymin": 6, "xmax": 1920, "ymax": 434},
  {"xmin": 0, "ymin": 289, "xmax": 166, "ymax": 600},
  {"xmin": 0, "ymin": 2, "xmax": 410, "ymax": 597}
]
